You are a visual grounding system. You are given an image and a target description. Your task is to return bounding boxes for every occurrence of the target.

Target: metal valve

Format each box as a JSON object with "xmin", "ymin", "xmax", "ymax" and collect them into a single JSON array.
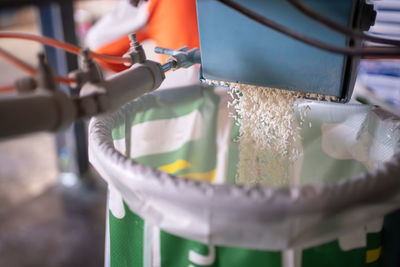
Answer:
[
  {"xmin": 123, "ymin": 33, "xmax": 147, "ymax": 66},
  {"xmin": 155, "ymin": 46, "xmax": 201, "ymax": 72}
]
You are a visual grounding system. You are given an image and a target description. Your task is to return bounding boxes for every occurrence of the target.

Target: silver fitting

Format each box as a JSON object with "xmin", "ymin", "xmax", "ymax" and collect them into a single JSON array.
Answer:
[
  {"xmin": 155, "ymin": 46, "xmax": 201, "ymax": 72},
  {"xmin": 69, "ymin": 48, "xmax": 104, "ymax": 89},
  {"xmin": 123, "ymin": 33, "xmax": 147, "ymax": 66},
  {"xmin": 36, "ymin": 53, "xmax": 57, "ymax": 91}
]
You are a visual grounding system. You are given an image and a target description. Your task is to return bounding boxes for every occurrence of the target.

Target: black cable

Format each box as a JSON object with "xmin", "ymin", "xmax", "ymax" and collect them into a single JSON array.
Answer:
[
  {"xmin": 286, "ymin": 0, "xmax": 400, "ymax": 47},
  {"xmin": 216, "ymin": 0, "xmax": 400, "ymax": 57}
]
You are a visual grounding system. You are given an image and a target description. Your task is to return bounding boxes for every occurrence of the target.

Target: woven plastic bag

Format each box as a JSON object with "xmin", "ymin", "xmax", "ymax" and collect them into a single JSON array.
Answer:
[{"xmin": 89, "ymin": 85, "xmax": 400, "ymax": 267}]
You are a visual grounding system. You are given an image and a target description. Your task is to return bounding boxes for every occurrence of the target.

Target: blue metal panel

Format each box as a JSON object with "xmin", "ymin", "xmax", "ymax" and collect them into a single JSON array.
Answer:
[{"xmin": 196, "ymin": 0, "xmax": 355, "ymax": 97}]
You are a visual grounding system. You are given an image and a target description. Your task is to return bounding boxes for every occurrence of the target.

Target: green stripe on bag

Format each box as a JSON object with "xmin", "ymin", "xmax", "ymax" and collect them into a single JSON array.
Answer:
[
  {"xmin": 112, "ymin": 86, "xmax": 216, "ymax": 140},
  {"xmin": 110, "ymin": 202, "xmax": 144, "ymax": 267},
  {"xmin": 160, "ymin": 231, "xmax": 281, "ymax": 267}
]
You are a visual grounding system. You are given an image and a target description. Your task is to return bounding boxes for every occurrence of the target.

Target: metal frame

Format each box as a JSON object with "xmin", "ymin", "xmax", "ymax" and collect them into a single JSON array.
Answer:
[
  {"xmin": 1, "ymin": 0, "xmax": 89, "ymax": 179},
  {"xmin": 38, "ymin": 2, "xmax": 89, "ymax": 178}
]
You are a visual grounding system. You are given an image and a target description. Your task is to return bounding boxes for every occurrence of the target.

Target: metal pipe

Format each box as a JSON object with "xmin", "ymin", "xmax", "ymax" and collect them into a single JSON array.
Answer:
[
  {"xmin": 0, "ymin": 90, "xmax": 76, "ymax": 139},
  {"xmin": 101, "ymin": 60, "xmax": 165, "ymax": 112},
  {"xmin": 0, "ymin": 60, "xmax": 165, "ymax": 140}
]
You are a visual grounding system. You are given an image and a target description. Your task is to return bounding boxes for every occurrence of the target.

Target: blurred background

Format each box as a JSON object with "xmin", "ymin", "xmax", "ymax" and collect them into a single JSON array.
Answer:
[
  {"xmin": 354, "ymin": 0, "xmax": 400, "ymax": 116},
  {"xmin": 0, "ymin": 0, "xmax": 399, "ymax": 267},
  {"xmin": 0, "ymin": 1, "xmax": 116, "ymax": 266}
]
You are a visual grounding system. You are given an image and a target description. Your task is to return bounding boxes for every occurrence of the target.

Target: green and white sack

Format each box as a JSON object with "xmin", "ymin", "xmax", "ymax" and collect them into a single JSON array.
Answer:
[{"xmin": 89, "ymin": 85, "xmax": 400, "ymax": 267}]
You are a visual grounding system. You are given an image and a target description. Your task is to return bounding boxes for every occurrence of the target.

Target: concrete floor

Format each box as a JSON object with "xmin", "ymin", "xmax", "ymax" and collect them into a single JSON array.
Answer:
[
  {"xmin": 0, "ymin": 182, "xmax": 106, "ymax": 267},
  {"xmin": 0, "ymin": 9, "xmax": 107, "ymax": 267},
  {"xmin": 0, "ymin": 130, "xmax": 107, "ymax": 267}
]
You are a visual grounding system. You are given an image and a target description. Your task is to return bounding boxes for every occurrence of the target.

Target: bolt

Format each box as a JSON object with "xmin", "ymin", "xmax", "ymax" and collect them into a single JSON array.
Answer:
[
  {"xmin": 127, "ymin": 32, "xmax": 146, "ymax": 63},
  {"xmin": 81, "ymin": 48, "xmax": 94, "ymax": 68},
  {"xmin": 81, "ymin": 48, "xmax": 90, "ymax": 59},
  {"xmin": 36, "ymin": 52, "xmax": 56, "ymax": 90},
  {"xmin": 129, "ymin": 33, "xmax": 141, "ymax": 48},
  {"xmin": 38, "ymin": 52, "xmax": 46, "ymax": 65},
  {"xmin": 78, "ymin": 48, "xmax": 103, "ymax": 84},
  {"xmin": 129, "ymin": 33, "xmax": 137, "ymax": 42}
]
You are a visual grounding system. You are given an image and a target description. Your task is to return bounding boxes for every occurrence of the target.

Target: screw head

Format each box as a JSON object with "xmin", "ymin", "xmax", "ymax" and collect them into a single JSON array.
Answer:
[{"xmin": 129, "ymin": 33, "xmax": 137, "ymax": 42}]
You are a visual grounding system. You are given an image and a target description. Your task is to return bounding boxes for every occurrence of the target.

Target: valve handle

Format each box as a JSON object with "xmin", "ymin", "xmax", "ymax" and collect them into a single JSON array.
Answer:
[{"xmin": 154, "ymin": 46, "xmax": 189, "ymax": 56}]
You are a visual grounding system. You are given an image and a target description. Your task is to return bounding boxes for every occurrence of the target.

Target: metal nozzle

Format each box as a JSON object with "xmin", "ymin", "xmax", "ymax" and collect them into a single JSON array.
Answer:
[
  {"xmin": 161, "ymin": 61, "xmax": 177, "ymax": 72},
  {"xmin": 156, "ymin": 46, "xmax": 201, "ymax": 72}
]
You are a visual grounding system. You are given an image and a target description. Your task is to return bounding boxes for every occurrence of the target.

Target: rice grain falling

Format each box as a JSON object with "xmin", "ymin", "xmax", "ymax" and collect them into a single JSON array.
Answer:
[
  {"xmin": 228, "ymin": 83, "xmax": 305, "ymax": 186},
  {"xmin": 205, "ymin": 79, "xmax": 332, "ymax": 186}
]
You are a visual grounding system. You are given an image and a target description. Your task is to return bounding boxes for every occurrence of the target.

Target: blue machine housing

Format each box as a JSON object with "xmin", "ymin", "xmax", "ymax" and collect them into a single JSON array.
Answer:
[{"xmin": 196, "ymin": 0, "xmax": 368, "ymax": 102}]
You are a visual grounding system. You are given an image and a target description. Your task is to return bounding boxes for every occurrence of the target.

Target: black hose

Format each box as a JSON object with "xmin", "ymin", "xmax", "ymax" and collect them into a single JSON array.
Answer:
[
  {"xmin": 216, "ymin": 0, "xmax": 400, "ymax": 57},
  {"xmin": 286, "ymin": 0, "xmax": 400, "ymax": 47}
]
